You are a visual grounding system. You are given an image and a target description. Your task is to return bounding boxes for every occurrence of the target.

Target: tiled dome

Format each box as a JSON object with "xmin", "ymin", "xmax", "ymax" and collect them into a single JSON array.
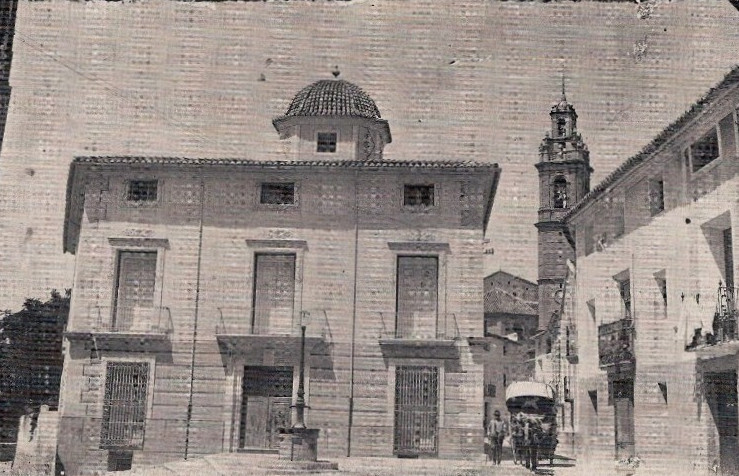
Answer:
[{"xmin": 283, "ymin": 80, "xmax": 381, "ymax": 119}]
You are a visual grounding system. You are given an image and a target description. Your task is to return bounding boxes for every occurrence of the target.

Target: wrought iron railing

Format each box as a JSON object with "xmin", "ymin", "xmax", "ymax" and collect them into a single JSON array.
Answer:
[
  {"xmin": 598, "ymin": 318, "xmax": 635, "ymax": 368},
  {"xmin": 712, "ymin": 281, "xmax": 738, "ymax": 343},
  {"xmin": 76, "ymin": 305, "xmax": 173, "ymax": 335},
  {"xmin": 378, "ymin": 312, "xmax": 460, "ymax": 340},
  {"xmin": 215, "ymin": 307, "xmax": 332, "ymax": 343}
]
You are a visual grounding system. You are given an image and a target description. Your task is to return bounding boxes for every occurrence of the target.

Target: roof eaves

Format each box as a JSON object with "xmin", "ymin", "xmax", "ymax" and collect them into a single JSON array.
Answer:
[{"xmin": 564, "ymin": 65, "xmax": 739, "ymax": 223}]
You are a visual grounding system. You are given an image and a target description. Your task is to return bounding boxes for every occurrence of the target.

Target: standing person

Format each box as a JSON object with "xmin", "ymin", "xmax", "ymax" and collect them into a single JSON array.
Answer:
[{"xmin": 487, "ymin": 410, "xmax": 507, "ymax": 465}]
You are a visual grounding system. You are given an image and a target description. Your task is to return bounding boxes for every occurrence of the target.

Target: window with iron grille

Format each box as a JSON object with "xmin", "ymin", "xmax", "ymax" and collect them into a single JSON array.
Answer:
[
  {"xmin": 316, "ymin": 132, "xmax": 337, "ymax": 153},
  {"xmin": 260, "ymin": 183, "xmax": 295, "ymax": 205},
  {"xmin": 113, "ymin": 251, "xmax": 157, "ymax": 332},
  {"xmin": 403, "ymin": 184, "xmax": 434, "ymax": 208},
  {"xmin": 126, "ymin": 180, "xmax": 158, "ymax": 202},
  {"xmin": 100, "ymin": 362, "xmax": 149, "ymax": 449}
]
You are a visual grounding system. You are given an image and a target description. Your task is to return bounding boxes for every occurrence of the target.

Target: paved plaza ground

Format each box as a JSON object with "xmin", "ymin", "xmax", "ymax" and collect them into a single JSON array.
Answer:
[{"xmin": 94, "ymin": 453, "xmax": 579, "ymax": 476}]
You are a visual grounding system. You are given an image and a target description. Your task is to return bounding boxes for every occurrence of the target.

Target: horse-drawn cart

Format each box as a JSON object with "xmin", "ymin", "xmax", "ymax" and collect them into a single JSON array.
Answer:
[{"xmin": 505, "ymin": 381, "xmax": 558, "ymax": 470}]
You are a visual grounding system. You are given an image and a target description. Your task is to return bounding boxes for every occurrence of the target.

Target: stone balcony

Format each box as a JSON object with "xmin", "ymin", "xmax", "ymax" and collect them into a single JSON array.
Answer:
[
  {"xmin": 377, "ymin": 312, "xmax": 460, "ymax": 360},
  {"xmin": 65, "ymin": 305, "xmax": 173, "ymax": 354}
]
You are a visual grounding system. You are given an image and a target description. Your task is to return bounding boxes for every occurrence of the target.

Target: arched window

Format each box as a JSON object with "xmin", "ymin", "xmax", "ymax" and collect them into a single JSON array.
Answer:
[
  {"xmin": 556, "ymin": 118, "xmax": 567, "ymax": 137},
  {"xmin": 552, "ymin": 176, "xmax": 568, "ymax": 209}
]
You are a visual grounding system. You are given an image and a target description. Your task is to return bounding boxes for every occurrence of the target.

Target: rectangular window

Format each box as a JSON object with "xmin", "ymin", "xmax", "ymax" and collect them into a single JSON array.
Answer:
[
  {"xmin": 719, "ymin": 112, "xmax": 737, "ymax": 160},
  {"xmin": 403, "ymin": 184, "xmax": 435, "ymax": 207},
  {"xmin": 396, "ymin": 256, "xmax": 439, "ymax": 339},
  {"xmin": 583, "ymin": 222, "xmax": 595, "ymax": 256},
  {"xmin": 260, "ymin": 183, "xmax": 295, "ymax": 205},
  {"xmin": 252, "ymin": 254, "xmax": 296, "ymax": 334},
  {"xmin": 614, "ymin": 205, "xmax": 625, "ymax": 238},
  {"xmin": 316, "ymin": 132, "xmax": 337, "ymax": 153},
  {"xmin": 100, "ymin": 361, "xmax": 149, "ymax": 449},
  {"xmin": 648, "ymin": 179, "xmax": 665, "ymax": 216},
  {"xmin": 113, "ymin": 251, "xmax": 157, "ymax": 332},
  {"xmin": 619, "ymin": 279, "xmax": 632, "ymax": 320},
  {"xmin": 691, "ymin": 127, "xmax": 720, "ymax": 172},
  {"xmin": 126, "ymin": 180, "xmax": 158, "ymax": 202},
  {"xmin": 485, "ymin": 384, "xmax": 496, "ymax": 398},
  {"xmin": 724, "ymin": 228, "xmax": 734, "ymax": 290}
]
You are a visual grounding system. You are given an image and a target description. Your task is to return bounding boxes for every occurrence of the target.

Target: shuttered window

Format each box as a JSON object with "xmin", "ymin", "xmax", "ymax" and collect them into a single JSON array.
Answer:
[
  {"xmin": 252, "ymin": 254, "xmax": 296, "ymax": 334},
  {"xmin": 100, "ymin": 362, "xmax": 149, "ymax": 449},
  {"xmin": 396, "ymin": 256, "xmax": 438, "ymax": 338},
  {"xmin": 113, "ymin": 251, "xmax": 157, "ymax": 331}
]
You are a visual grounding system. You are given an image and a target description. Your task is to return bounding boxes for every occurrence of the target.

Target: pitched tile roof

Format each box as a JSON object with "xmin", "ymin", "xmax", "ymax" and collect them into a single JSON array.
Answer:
[
  {"xmin": 484, "ymin": 287, "xmax": 538, "ymax": 316},
  {"xmin": 564, "ymin": 65, "xmax": 739, "ymax": 222},
  {"xmin": 70, "ymin": 156, "xmax": 498, "ymax": 170}
]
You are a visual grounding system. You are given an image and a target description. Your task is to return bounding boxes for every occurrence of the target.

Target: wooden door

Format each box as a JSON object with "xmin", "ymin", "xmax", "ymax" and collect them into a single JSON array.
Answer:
[
  {"xmin": 706, "ymin": 371, "xmax": 739, "ymax": 475},
  {"xmin": 613, "ymin": 379, "xmax": 635, "ymax": 459},
  {"xmin": 239, "ymin": 366, "xmax": 293, "ymax": 449}
]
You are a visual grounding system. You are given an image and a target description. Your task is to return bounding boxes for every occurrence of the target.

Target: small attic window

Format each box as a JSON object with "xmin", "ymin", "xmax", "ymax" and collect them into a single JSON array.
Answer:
[
  {"xmin": 127, "ymin": 180, "xmax": 158, "ymax": 202},
  {"xmin": 260, "ymin": 182, "xmax": 295, "ymax": 205},
  {"xmin": 404, "ymin": 184, "xmax": 435, "ymax": 207},
  {"xmin": 317, "ymin": 132, "xmax": 337, "ymax": 153}
]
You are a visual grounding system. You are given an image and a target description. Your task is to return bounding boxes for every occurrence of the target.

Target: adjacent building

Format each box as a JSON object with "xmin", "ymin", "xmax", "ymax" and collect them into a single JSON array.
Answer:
[
  {"xmin": 483, "ymin": 270, "xmax": 539, "ymax": 341},
  {"xmin": 566, "ymin": 66, "xmax": 739, "ymax": 474},
  {"xmin": 56, "ymin": 79, "xmax": 501, "ymax": 474}
]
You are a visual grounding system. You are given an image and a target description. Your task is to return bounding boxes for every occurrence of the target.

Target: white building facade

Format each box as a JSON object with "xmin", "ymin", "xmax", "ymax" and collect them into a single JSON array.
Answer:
[{"xmin": 567, "ymin": 67, "xmax": 739, "ymax": 475}]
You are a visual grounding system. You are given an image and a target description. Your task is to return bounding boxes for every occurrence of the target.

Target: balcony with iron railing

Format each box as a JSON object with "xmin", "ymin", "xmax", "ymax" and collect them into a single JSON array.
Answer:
[
  {"xmin": 598, "ymin": 318, "xmax": 635, "ymax": 369},
  {"xmin": 378, "ymin": 312, "xmax": 461, "ymax": 360},
  {"xmin": 65, "ymin": 305, "xmax": 174, "ymax": 354},
  {"xmin": 215, "ymin": 309, "xmax": 333, "ymax": 364},
  {"xmin": 686, "ymin": 282, "xmax": 739, "ymax": 356}
]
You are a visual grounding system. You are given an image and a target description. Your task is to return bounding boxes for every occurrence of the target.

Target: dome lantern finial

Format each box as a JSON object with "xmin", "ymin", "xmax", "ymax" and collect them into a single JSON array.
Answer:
[
  {"xmin": 332, "ymin": 65, "xmax": 340, "ymax": 78},
  {"xmin": 561, "ymin": 73, "xmax": 567, "ymax": 102}
]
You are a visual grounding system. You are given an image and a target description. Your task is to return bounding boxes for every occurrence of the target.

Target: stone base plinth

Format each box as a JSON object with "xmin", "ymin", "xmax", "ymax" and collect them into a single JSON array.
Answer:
[{"xmin": 278, "ymin": 428, "xmax": 320, "ymax": 462}]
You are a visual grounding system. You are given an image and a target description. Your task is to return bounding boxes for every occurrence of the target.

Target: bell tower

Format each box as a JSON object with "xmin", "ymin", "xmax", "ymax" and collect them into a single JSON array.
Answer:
[{"xmin": 535, "ymin": 79, "xmax": 592, "ymax": 331}]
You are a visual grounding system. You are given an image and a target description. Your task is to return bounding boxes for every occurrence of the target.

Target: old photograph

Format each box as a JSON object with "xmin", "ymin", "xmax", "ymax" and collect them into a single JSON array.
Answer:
[{"xmin": 0, "ymin": 1, "xmax": 738, "ymax": 475}]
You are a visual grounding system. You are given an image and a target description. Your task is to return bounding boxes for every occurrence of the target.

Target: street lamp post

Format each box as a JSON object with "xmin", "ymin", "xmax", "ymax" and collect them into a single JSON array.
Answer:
[{"xmin": 293, "ymin": 311, "xmax": 308, "ymax": 429}]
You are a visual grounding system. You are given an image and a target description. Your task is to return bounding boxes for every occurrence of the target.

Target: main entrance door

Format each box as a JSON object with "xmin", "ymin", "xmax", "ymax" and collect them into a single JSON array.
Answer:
[
  {"xmin": 706, "ymin": 371, "xmax": 739, "ymax": 475},
  {"xmin": 239, "ymin": 366, "xmax": 293, "ymax": 450},
  {"xmin": 393, "ymin": 366, "xmax": 439, "ymax": 457},
  {"xmin": 613, "ymin": 378, "xmax": 635, "ymax": 459}
]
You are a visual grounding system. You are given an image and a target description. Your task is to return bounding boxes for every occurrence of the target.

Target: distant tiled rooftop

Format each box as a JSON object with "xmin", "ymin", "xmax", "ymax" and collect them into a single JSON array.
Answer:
[{"xmin": 484, "ymin": 287, "xmax": 538, "ymax": 316}]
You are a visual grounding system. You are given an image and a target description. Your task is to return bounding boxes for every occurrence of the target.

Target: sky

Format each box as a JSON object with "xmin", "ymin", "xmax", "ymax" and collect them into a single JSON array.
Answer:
[{"xmin": 0, "ymin": 0, "xmax": 738, "ymax": 308}]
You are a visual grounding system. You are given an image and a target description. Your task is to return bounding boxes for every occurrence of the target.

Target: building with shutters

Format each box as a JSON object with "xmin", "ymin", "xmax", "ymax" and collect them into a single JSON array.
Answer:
[
  {"xmin": 566, "ymin": 66, "xmax": 739, "ymax": 474},
  {"xmin": 56, "ymin": 78, "xmax": 501, "ymax": 474}
]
